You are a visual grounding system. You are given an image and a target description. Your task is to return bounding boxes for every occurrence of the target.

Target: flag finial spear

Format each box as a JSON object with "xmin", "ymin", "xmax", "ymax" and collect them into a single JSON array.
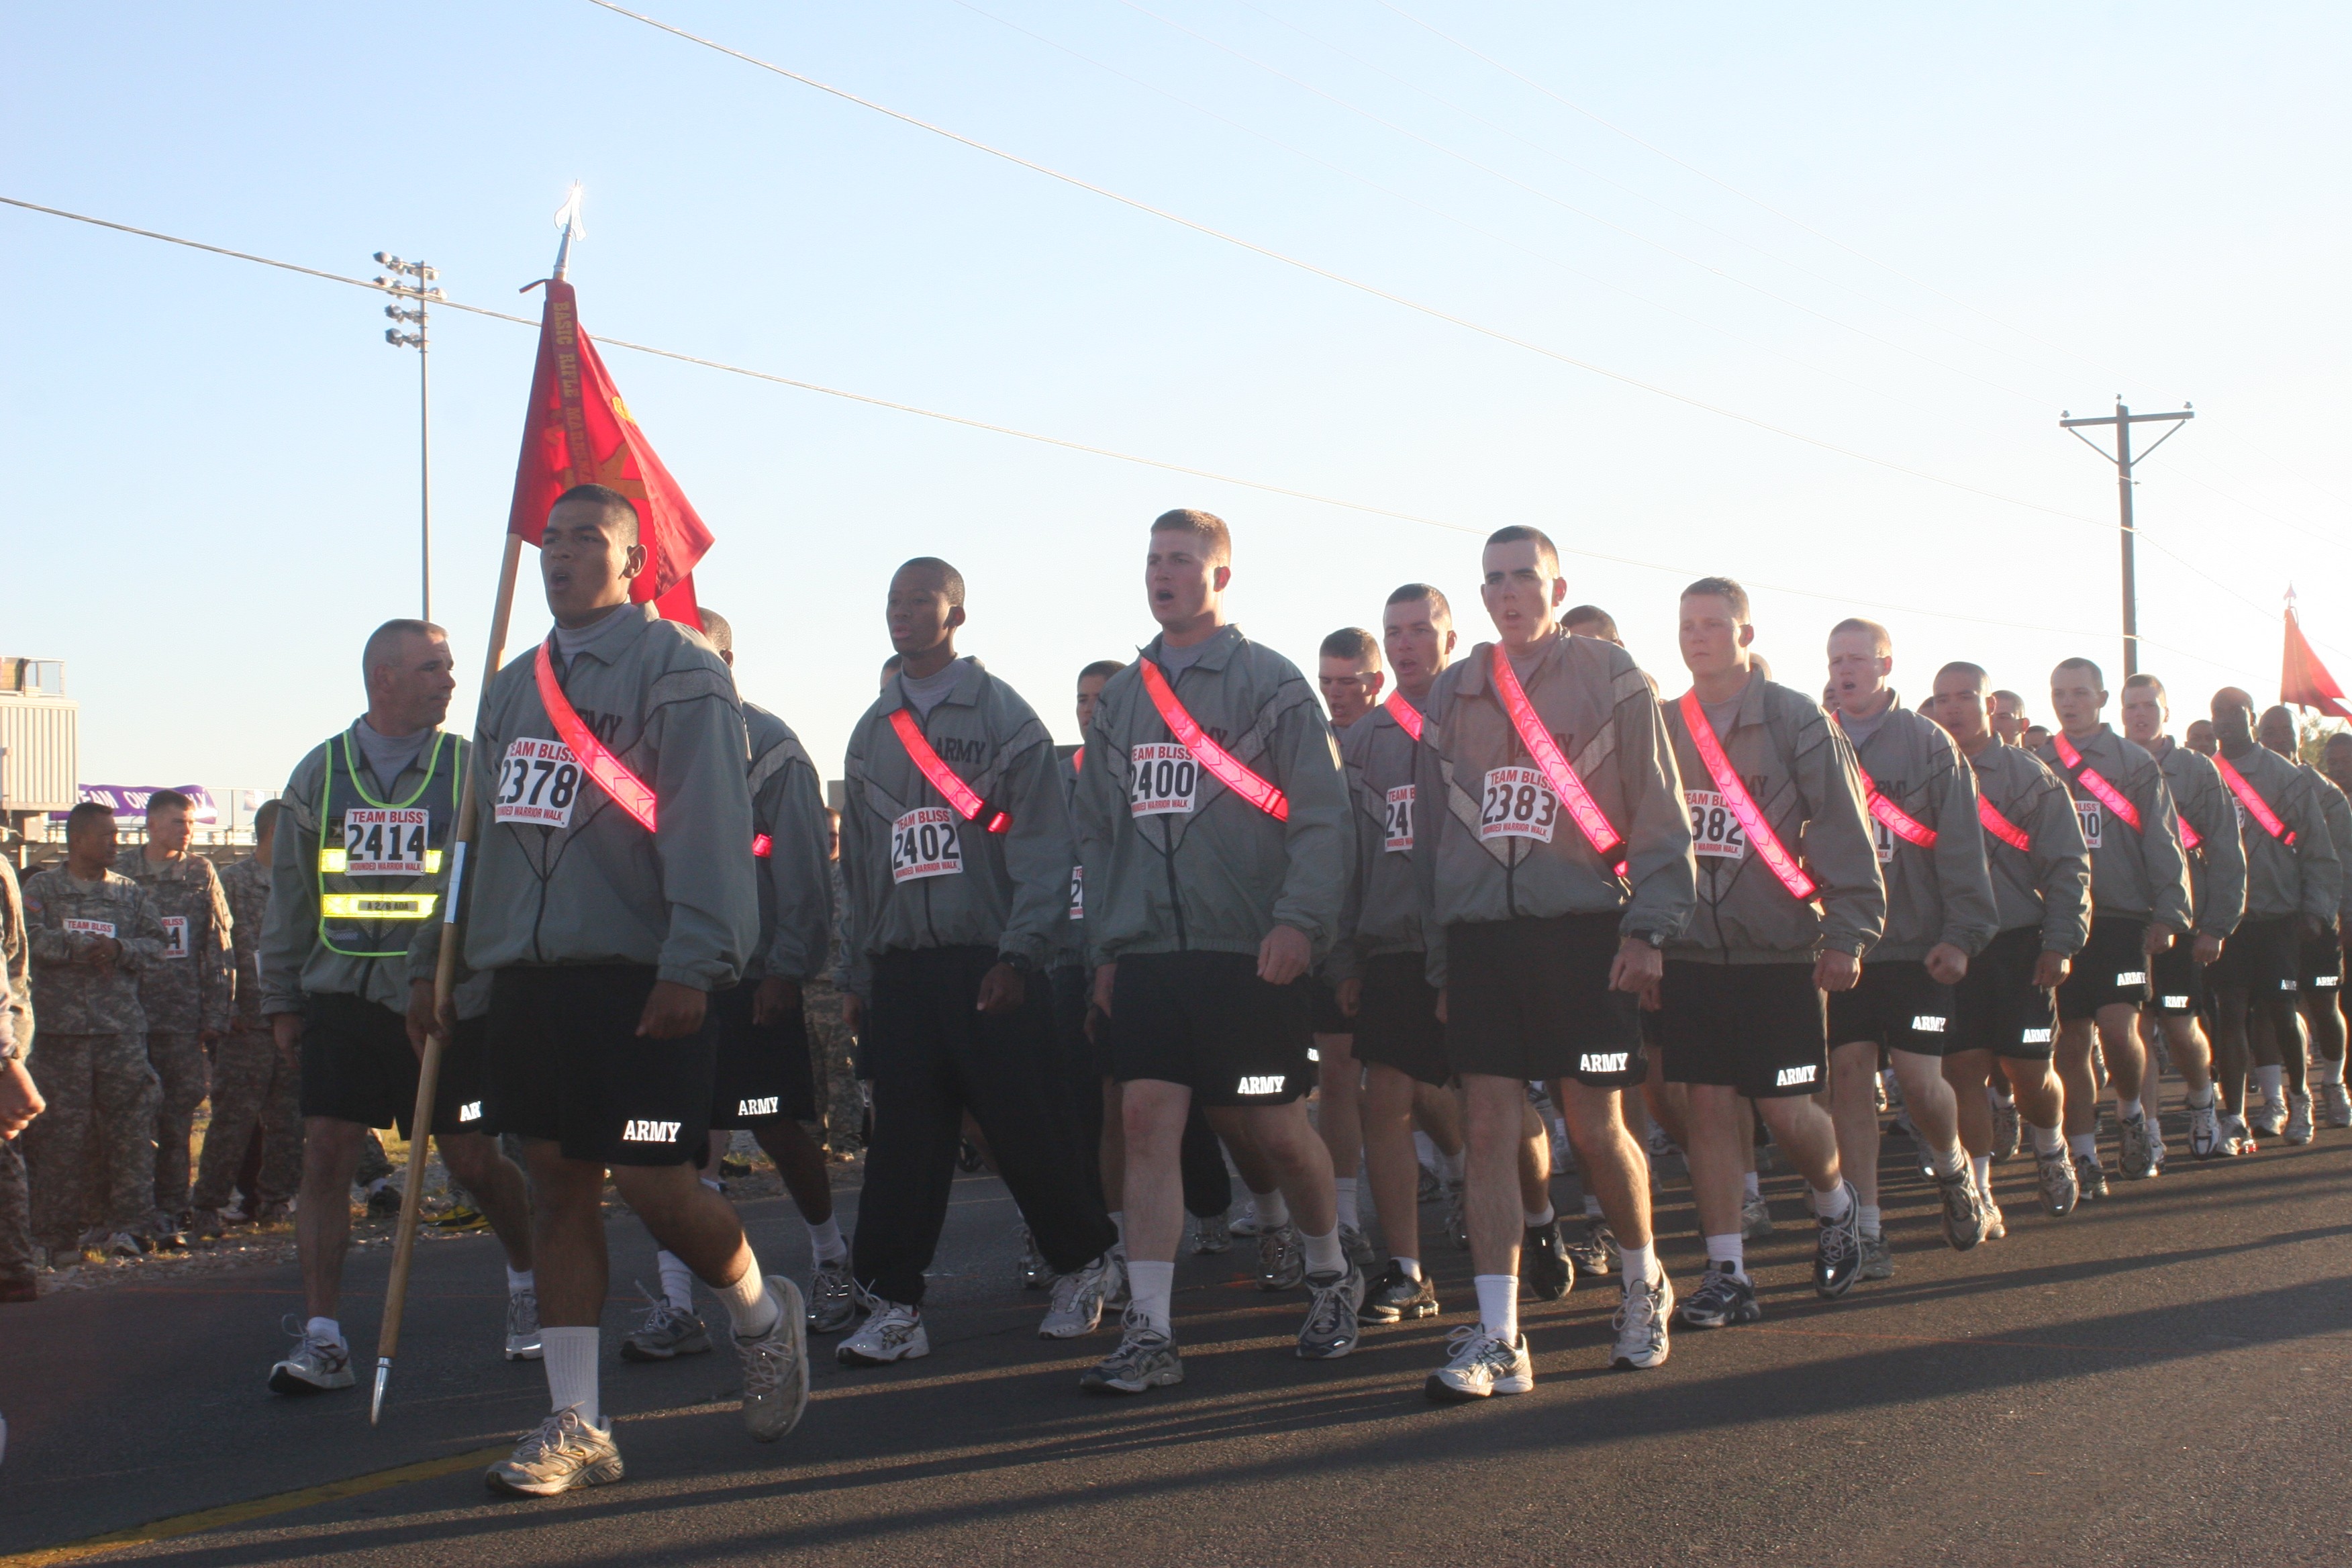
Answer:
[{"xmin": 552, "ymin": 182, "xmax": 586, "ymax": 281}]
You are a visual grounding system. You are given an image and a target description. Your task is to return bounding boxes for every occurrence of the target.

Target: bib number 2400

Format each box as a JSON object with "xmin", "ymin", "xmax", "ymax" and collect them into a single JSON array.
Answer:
[{"xmin": 496, "ymin": 738, "xmax": 582, "ymax": 828}]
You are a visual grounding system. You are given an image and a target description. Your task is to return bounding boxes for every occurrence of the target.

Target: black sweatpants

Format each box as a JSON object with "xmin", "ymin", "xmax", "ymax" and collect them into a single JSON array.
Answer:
[
  {"xmin": 857, "ymin": 947, "xmax": 1116, "ymax": 1306},
  {"xmin": 1054, "ymin": 963, "xmax": 1232, "ymax": 1220}
]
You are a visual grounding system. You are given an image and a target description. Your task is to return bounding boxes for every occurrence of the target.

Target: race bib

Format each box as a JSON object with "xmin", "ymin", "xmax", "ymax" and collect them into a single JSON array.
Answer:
[
  {"xmin": 1069, "ymin": 865, "xmax": 1085, "ymax": 921},
  {"xmin": 1869, "ymin": 816, "xmax": 1897, "ymax": 865},
  {"xmin": 495, "ymin": 738, "xmax": 583, "ymax": 828},
  {"xmin": 1686, "ymin": 791, "xmax": 1749, "ymax": 860},
  {"xmin": 1480, "ymin": 766, "xmax": 1557, "ymax": 843},
  {"xmin": 1129, "ymin": 742, "xmax": 1198, "ymax": 818},
  {"xmin": 159, "ymin": 914, "xmax": 189, "ymax": 959},
  {"xmin": 2074, "ymin": 798, "xmax": 2102, "ymax": 851},
  {"xmin": 64, "ymin": 918, "xmax": 117, "ymax": 939},
  {"xmin": 344, "ymin": 807, "xmax": 429, "ymax": 875},
  {"xmin": 890, "ymin": 807, "xmax": 964, "ymax": 883},
  {"xmin": 1383, "ymin": 785, "xmax": 1416, "ymax": 853}
]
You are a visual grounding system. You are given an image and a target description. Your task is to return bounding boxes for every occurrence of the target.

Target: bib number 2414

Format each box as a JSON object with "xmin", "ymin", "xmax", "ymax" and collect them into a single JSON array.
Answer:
[{"xmin": 496, "ymin": 738, "xmax": 582, "ymax": 828}]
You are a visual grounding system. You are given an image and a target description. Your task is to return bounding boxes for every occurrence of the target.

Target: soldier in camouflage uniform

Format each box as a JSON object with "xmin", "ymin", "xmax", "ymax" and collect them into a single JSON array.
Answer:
[
  {"xmin": 191, "ymin": 799, "xmax": 302, "ymax": 1231},
  {"xmin": 112, "ymin": 789, "xmax": 233, "ymax": 1230},
  {"xmin": 809, "ymin": 813, "xmax": 863, "ymax": 1155},
  {"xmin": 1, "ymin": 854, "xmax": 39, "ymax": 1300},
  {"xmin": 21, "ymin": 803, "xmax": 167, "ymax": 1255}
]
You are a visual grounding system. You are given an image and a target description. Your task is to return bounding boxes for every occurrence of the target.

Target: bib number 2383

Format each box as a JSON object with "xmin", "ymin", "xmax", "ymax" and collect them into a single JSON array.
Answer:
[
  {"xmin": 496, "ymin": 738, "xmax": 582, "ymax": 828},
  {"xmin": 891, "ymin": 807, "xmax": 964, "ymax": 883},
  {"xmin": 1480, "ymin": 767, "xmax": 1557, "ymax": 843},
  {"xmin": 1129, "ymin": 742, "xmax": 1197, "ymax": 817}
]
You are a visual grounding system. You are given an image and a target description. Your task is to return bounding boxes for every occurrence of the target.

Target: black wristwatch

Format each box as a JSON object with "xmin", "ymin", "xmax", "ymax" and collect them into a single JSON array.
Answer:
[
  {"xmin": 998, "ymin": 950, "xmax": 1040, "ymax": 975},
  {"xmin": 1629, "ymin": 929, "xmax": 1667, "ymax": 950}
]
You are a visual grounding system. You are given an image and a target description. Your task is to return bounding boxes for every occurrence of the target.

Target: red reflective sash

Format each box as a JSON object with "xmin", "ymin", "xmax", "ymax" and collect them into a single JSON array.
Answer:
[
  {"xmin": 2176, "ymin": 813, "xmax": 2203, "ymax": 851},
  {"xmin": 1383, "ymin": 690, "xmax": 1424, "ymax": 742},
  {"xmin": 2051, "ymin": 733, "xmax": 2142, "ymax": 833},
  {"xmin": 752, "ymin": 833, "xmax": 773, "ymax": 858},
  {"xmin": 2214, "ymin": 754, "xmax": 2295, "ymax": 845},
  {"xmin": 1677, "ymin": 689, "xmax": 1817, "ymax": 900},
  {"xmin": 888, "ymin": 707, "xmax": 1010, "ymax": 834},
  {"xmin": 1977, "ymin": 796, "xmax": 2032, "ymax": 854},
  {"xmin": 1851, "ymin": 760, "xmax": 1937, "ymax": 848},
  {"xmin": 1071, "ymin": 746, "xmax": 1084, "ymax": 776},
  {"xmin": 534, "ymin": 642, "xmax": 658, "ymax": 832},
  {"xmin": 1137, "ymin": 660, "xmax": 1289, "ymax": 821},
  {"xmin": 1489, "ymin": 644, "xmax": 1628, "ymax": 877}
]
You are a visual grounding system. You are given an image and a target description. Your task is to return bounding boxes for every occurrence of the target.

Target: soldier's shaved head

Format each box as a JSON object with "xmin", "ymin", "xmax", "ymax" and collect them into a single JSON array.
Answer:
[
  {"xmin": 893, "ymin": 556, "xmax": 967, "ymax": 607},
  {"xmin": 552, "ymin": 482, "xmax": 640, "ymax": 544},
  {"xmin": 361, "ymin": 619, "xmax": 447, "ymax": 685}
]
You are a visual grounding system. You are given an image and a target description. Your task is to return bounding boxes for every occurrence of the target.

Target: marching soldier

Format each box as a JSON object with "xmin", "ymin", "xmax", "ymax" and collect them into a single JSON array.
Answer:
[{"xmin": 190, "ymin": 799, "xmax": 301, "ymax": 1233}]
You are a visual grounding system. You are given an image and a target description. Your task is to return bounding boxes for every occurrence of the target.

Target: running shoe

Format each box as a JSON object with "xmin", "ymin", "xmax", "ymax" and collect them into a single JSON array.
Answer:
[
  {"xmin": 1295, "ymin": 1264, "xmax": 1365, "ymax": 1360},
  {"xmin": 1039, "ymin": 1254, "xmax": 1111, "ymax": 1339},
  {"xmin": 186, "ymin": 1207, "xmax": 225, "ymax": 1241},
  {"xmin": 268, "ymin": 1318, "xmax": 354, "ymax": 1394},
  {"xmin": 2285, "ymin": 1091, "xmax": 2314, "ymax": 1146},
  {"xmin": 368, "ymin": 1184, "xmax": 406, "ymax": 1218},
  {"xmin": 1936, "ymin": 1169, "xmax": 1989, "ymax": 1251},
  {"xmin": 1339, "ymin": 1224, "xmax": 1377, "ymax": 1273},
  {"xmin": 1416, "ymin": 1164, "xmax": 1443, "ymax": 1205},
  {"xmin": 1442, "ymin": 1181, "xmax": 1469, "ymax": 1251},
  {"xmin": 1678, "ymin": 1262, "xmax": 1760, "ymax": 1329},
  {"xmin": 92, "ymin": 1229, "xmax": 146, "ymax": 1259},
  {"xmin": 836, "ymin": 1300, "xmax": 928, "ymax": 1366},
  {"xmin": 505, "ymin": 1287, "xmax": 544, "ymax": 1361},
  {"xmin": 737, "ymin": 1276, "xmax": 811, "ymax": 1441},
  {"xmin": 2188, "ymin": 1101, "xmax": 2224, "ymax": 1159},
  {"xmin": 1990, "ymin": 1089, "xmax": 2021, "ymax": 1161},
  {"xmin": 1611, "ymin": 1268, "xmax": 1674, "ymax": 1370},
  {"xmin": 1522, "ymin": 1220, "xmax": 1575, "ymax": 1302},
  {"xmin": 1257, "ymin": 1223, "xmax": 1304, "ymax": 1291},
  {"xmin": 1858, "ymin": 1232, "xmax": 1894, "ymax": 1281},
  {"xmin": 2222, "ymin": 1113, "xmax": 2255, "ymax": 1156},
  {"xmin": 955, "ymin": 1138, "xmax": 986, "ymax": 1173},
  {"xmin": 485, "ymin": 1408, "xmax": 622, "ymax": 1497},
  {"xmin": 1741, "ymin": 1192, "xmax": 1774, "ymax": 1240},
  {"xmin": 2249, "ymin": 1097, "xmax": 2288, "ymax": 1138},
  {"xmin": 2074, "ymin": 1152, "xmax": 2110, "ymax": 1202},
  {"xmin": 1982, "ymin": 1199, "xmax": 2007, "ymax": 1241},
  {"xmin": 1229, "ymin": 1205, "xmax": 1263, "ymax": 1238},
  {"xmin": 1424, "ymin": 1325, "xmax": 1533, "ymax": 1402},
  {"xmin": 148, "ymin": 1212, "xmax": 187, "ymax": 1251},
  {"xmin": 1645, "ymin": 1122, "xmax": 1678, "ymax": 1163},
  {"xmin": 2036, "ymin": 1146, "xmax": 2079, "ymax": 1216},
  {"xmin": 1565, "ymin": 1218, "xmax": 1617, "ymax": 1278},
  {"xmin": 1079, "ymin": 1308, "xmax": 1183, "ymax": 1395},
  {"xmin": 1019, "ymin": 1227, "xmax": 1050, "ymax": 1291},
  {"xmin": 2146, "ymin": 1130, "xmax": 2169, "ymax": 1175},
  {"xmin": 1191, "ymin": 1214, "xmax": 1232, "ymax": 1255},
  {"xmin": 1362, "ymin": 1261, "xmax": 1438, "ymax": 1323},
  {"xmin": 428, "ymin": 1204, "xmax": 487, "ymax": 1232},
  {"xmin": 1814, "ymin": 1182, "xmax": 1863, "ymax": 1299},
  {"xmin": 2319, "ymin": 1080, "xmax": 2352, "ymax": 1129},
  {"xmin": 807, "ymin": 1258, "xmax": 856, "ymax": 1335},
  {"xmin": 1104, "ymin": 1246, "xmax": 1130, "ymax": 1308},
  {"xmin": 622, "ymin": 1287, "xmax": 712, "ymax": 1361},
  {"xmin": 2118, "ymin": 1114, "xmax": 2157, "ymax": 1179}
]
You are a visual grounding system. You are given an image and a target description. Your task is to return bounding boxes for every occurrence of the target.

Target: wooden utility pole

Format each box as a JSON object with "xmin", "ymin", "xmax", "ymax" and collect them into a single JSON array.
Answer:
[{"xmin": 2059, "ymin": 399, "xmax": 2193, "ymax": 678}]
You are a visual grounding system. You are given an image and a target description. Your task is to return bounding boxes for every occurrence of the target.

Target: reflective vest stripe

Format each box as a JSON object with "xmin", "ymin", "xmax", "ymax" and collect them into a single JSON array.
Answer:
[
  {"xmin": 887, "ymin": 707, "xmax": 1010, "ymax": 833},
  {"xmin": 320, "ymin": 893, "xmax": 436, "ymax": 919},
  {"xmin": 2051, "ymin": 733, "xmax": 2142, "ymax": 833},
  {"xmin": 2213, "ymin": 755, "xmax": 2296, "ymax": 844},
  {"xmin": 1383, "ymin": 690, "xmax": 1424, "ymax": 742},
  {"xmin": 1678, "ymin": 690, "xmax": 1817, "ymax": 900},
  {"xmin": 318, "ymin": 848, "xmax": 444, "ymax": 874},
  {"xmin": 1138, "ymin": 660, "xmax": 1289, "ymax": 821},
  {"xmin": 1489, "ymin": 644, "xmax": 1628, "ymax": 877},
  {"xmin": 535, "ymin": 643, "xmax": 658, "ymax": 832},
  {"xmin": 1978, "ymin": 796, "xmax": 2032, "ymax": 854},
  {"xmin": 1852, "ymin": 761, "xmax": 1937, "ymax": 848}
]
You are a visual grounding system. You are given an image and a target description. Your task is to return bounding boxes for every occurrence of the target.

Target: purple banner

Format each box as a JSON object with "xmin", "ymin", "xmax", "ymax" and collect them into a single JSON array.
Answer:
[{"xmin": 50, "ymin": 785, "xmax": 220, "ymax": 824}]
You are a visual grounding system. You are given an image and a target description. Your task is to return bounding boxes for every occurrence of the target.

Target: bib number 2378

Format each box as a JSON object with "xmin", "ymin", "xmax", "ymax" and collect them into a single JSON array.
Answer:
[
  {"xmin": 891, "ymin": 807, "xmax": 964, "ymax": 883},
  {"xmin": 496, "ymin": 738, "xmax": 582, "ymax": 828}
]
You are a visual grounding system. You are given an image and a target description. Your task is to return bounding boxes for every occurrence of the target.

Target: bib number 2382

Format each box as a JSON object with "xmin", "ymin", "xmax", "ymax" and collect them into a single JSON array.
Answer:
[
  {"xmin": 496, "ymin": 738, "xmax": 583, "ymax": 828},
  {"xmin": 1686, "ymin": 791, "xmax": 1749, "ymax": 860},
  {"xmin": 1129, "ymin": 743, "xmax": 1197, "ymax": 817},
  {"xmin": 891, "ymin": 807, "xmax": 964, "ymax": 883},
  {"xmin": 1480, "ymin": 767, "xmax": 1557, "ymax": 843}
]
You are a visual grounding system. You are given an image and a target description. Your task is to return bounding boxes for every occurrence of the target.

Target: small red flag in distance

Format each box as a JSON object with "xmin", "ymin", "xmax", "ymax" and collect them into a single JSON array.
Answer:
[{"xmin": 2282, "ymin": 604, "xmax": 2351, "ymax": 720}]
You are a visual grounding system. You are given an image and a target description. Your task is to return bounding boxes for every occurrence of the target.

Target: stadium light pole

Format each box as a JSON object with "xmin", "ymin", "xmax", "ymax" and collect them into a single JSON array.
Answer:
[{"xmin": 375, "ymin": 254, "xmax": 444, "ymax": 620}]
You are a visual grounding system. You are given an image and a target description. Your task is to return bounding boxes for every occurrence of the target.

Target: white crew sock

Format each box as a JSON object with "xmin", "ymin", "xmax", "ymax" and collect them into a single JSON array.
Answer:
[
  {"xmin": 1300, "ymin": 1225, "xmax": 1346, "ymax": 1277},
  {"xmin": 1742, "ymin": 1170, "xmax": 1761, "ymax": 1200},
  {"xmin": 1230, "ymin": 1195, "xmax": 1257, "ymax": 1228},
  {"xmin": 1332, "ymin": 1177, "xmax": 1361, "ymax": 1232},
  {"xmin": 1126, "ymin": 1259, "xmax": 1175, "ymax": 1337},
  {"xmin": 1253, "ymin": 1188, "xmax": 1290, "ymax": 1232},
  {"xmin": 2068, "ymin": 1132, "xmax": 2098, "ymax": 1162},
  {"xmin": 2186, "ymin": 1087, "xmax": 2216, "ymax": 1110},
  {"xmin": 305, "ymin": 1315, "xmax": 344, "ymax": 1349},
  {"xmin": 1619, "ymin": 1242, "xmax": 1657, "ymax": 1288},
  {"xmin": 2316, "ymin": 1057, "xmax": 2347, "ymax": 1086},
  {"xmin": 1473, "ymin": 1273, "xmax": 1518, "ymax": 1342},
  {"xmin": 1394, "ymin": 1256, "xmax": 1422, "ymax": 1281},
  {"xmin": 2029, "ymin": 1121, "xmax": 2065, "ymax": 1156},
  {"xmin": 718, "ymin": 1259, "xmax": 780, "ymax": 1340},
  {"xmin": 1582, "ymin": 1193, "xmax": 1604, "ymax": 1219},
  {"xmin": 506, "ymin": 1267, "xmax": 536, "ymax": 1296},
  {"xmin": 700, "ymin": 1175, "xmax": 723, "ymax": 1195},
  {"xmin": 1703, "ymin": 1234, "xmax": 1746, "ymax": 1280},
  {"xmin": 1971, "ymin": 1155, "xmax": 1993, "ymax": 1197},
  {"xmin": 1926, "ymin": 1141, "xmax": 1967, "ymax": 1179},
  {"xmin": 540, "ymin": 1326, "xmax": 602, "ymax": 1428},
  {"xmin": 2116, "ymin": 1091, "xmax": 2145, "ymax": 1123},
  {"xmin": 657, "ymin": 1249, "xmax": 695, "ymax": 1312},
  {"xmin": 805, "ymin": 1215, "xmax": 846, "ymax": 1264},
  {"xmin": 2257, "ymin": 1064, "xmax": 2285, "ymax": 1104},
  {"xmin": 1438, "ymin": 1146, "xmax": 1465, "ymax": 1182},
  {"xmin": 1108, "ymin": 1210, "xmax": 1126, "ymax": 1246},
  {"xmin": 1813, "ymin": 1181, "xmax": 1853, "ymax": 1222},
  {"xmin": 1522, "ymin": 1202, "xmax": 1555, "ymax": 1230},
  {"xmin": 1857, "ymin": 1204, "xmax": 1883, "ymax": 1240},
  {"xmin": 1988, "ymin": 1081, "xmax": 2014, "ymax": 1104},
  {"xmin": 1413, "ymin": 1131, "xmax": 1438, "ymax": 1170}
]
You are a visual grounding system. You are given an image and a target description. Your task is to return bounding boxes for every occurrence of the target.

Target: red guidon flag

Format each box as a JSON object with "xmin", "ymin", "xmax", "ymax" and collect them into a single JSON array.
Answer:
[
  {"xmin": 507, "ymin": 279, "xmax": 712, "ymax": 624},
  {"xmin": 2282, "ymin": 603, "xmax": 2350, "ymax": 720}
]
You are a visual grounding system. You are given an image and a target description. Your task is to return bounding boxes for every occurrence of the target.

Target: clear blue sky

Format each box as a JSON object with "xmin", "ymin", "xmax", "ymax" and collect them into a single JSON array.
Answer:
[{"xmin": 7, "ymin": 2, "xmax": 2348, "ymax": 798}]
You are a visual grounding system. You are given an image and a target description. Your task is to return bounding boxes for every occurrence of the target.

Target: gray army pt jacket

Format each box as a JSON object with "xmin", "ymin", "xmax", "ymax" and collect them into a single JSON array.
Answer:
[
  {"xmin": 2298, "ymin": 763, "xmax": 2352, "ymax": 928},
  {"xmin": 1835, "ymin": 695, "xmax": 1998, "ymax": 962},
  {"xmin": 2035, "ymin": 726, "xmax": 2194, "ymax": 930},
  {"xmin": 467, "ymin": 603, "xmax": 758, "ymax": 992},
  {"xmin": 1407, "ymin": 635, "xmax": 1695, "ymax": 989},
  {"xmin": 111, "ymin": 847, "xmax": 233, "ymax": 1036},
  {"xmin": 840, "ymin": 657, "xmax": 1073, "ymax": 999},
  {"xmin": 2210, "ymin": 742, "xmax": 2341, "ymax": 926},
  {"xmin": 1966, "ymin": 742, "xmax": 2092, "ymax": 954},
  {"xmin": 1660, "ymin": 672, "xmax": 1885, "ymax": 965},
  {"xmin": 2151, "ymin": 737, "xmax": 2248, "ymax": 941},
  {"xmin": 1072, "ymin": 625, "xmax": 1350, "ymax": 967},
  {"xmin": 744, "ymin": 700, "xmax": 833, "ymax": 985},
  {"xmin": 22, "ymin": 867, "xmax": 168, "ymax": 1036},
  {"xmin": 1331, "ymin": 699, "xmax": 1429, "ymax": 982}
]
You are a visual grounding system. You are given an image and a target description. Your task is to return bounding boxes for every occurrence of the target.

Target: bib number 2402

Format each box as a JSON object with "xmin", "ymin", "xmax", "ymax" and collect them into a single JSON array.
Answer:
[{"xmin": 891, "ymin": 807, "xmax": 964, "ymax": 883}]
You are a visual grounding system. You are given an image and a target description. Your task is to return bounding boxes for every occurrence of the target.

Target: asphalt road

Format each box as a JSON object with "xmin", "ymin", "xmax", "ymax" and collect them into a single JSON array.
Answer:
[{"xmin": 4, "ymin": 1091, "xmax": 2349, "ymax": 1567}]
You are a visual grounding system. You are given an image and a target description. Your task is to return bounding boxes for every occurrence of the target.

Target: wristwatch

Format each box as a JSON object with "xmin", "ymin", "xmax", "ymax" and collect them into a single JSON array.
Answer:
[
  {"xmin": 1629, "ymin": 929, "xmax": 1667, "ymax": 950},
  {"xmin": 998, "ymin": 950, "xmax": 1040, "ymax": 975}
]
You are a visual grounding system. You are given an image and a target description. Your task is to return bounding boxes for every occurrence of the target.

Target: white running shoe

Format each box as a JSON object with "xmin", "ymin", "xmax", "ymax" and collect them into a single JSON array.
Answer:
[
  {"xmin": 268, "ymin": 1320, "xmax": 354, "ymax": 1395},
  {"xmin": 2285, "ymin": 1091, "xmax": 2314, "ymax": 1146},
  {"xmin": 1740, "ymin": 1192, "xmax": 1773, "ymax": 1240},
  {"xmin": 1425, "ymin": 1326, "xmax": 1534, "ymax": 1402},
  {"xmin": 621, "ymin": 1287, "xmax": 712, "ymax": 1361},
  {"xmin": 2320, "ymin": 1080, "xmax": 2352, "ymax": 1129},
  {"xmin": 1982, "ymin": 1199, "xmax": 2007, "ymax": 1240},
  {"xmin": 505, "ymin": 1288, "xmax": 544, "ymax": 1361},
  {"xmin": 1039, "ymin": 1254, "xmax": 1110, "ymax": 1339},
  {"xmin": 1229, "ymin": 1204, "xmax": 1263, "ymax": 1238},
  {"xmin": 2250, "ymin": 1097, "xmax": 2288, "ymax": 1138},
  {"xmin": 836, "ymin": 1300, "xmax": 928, "ymax": 1366},
  {"xmin": 736, "ymin": 1275, "xmax": 811, "ymax": 1442},
  {"xmin": 1611, "ymin": 1269, "xmax": 1674, "ymax": 1370},
  {"xmin": 485, "ymin": 1408, "xmax": 623, "ymax": 1496}
]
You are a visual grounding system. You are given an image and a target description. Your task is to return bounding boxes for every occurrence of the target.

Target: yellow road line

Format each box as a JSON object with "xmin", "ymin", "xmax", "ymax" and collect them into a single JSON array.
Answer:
[{"xmin": 0, "ymin": 1444, "xmax": 509, "ymax": 1568}]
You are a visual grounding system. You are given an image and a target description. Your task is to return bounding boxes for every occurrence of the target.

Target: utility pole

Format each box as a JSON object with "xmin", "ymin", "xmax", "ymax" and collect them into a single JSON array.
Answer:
[
  {"xmin": 375, "ymin": 254, "xmax": 444, "ymax": 620},
  {"xmin": 2059, "ymin": 398, "xmax": 2193, "ymax": 679}
]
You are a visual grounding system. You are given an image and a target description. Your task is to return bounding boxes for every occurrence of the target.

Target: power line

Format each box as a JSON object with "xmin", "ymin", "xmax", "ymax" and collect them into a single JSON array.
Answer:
[{"xmin": 3, "ymin": 191, "xmax": 2251, "ymax": 675}]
